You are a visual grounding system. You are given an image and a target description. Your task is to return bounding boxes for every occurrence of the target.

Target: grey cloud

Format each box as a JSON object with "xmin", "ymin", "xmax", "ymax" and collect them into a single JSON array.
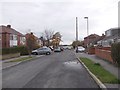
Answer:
[{"xmin": 1, "ymin": 0, "xmax": 119, "ymax": 44}]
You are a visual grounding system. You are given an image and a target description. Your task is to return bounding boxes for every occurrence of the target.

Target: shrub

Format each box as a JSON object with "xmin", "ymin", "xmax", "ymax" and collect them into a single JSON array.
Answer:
[
  {"xmin": 111, "ymin": 42, "xmax": 120, "ymax": 66},
  {"xmin": 94, "ymin": 62, "xmax": 101, "ymax": 66},
  {"xmin": 18, "ymin": 46, "xmax": 29, "ymax": 55}
]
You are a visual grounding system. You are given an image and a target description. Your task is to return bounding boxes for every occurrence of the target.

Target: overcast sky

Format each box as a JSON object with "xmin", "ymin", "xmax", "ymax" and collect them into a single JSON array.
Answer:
[{"xmin": 0, "ymin": 0, "xmax": 119, "ymax": 44}]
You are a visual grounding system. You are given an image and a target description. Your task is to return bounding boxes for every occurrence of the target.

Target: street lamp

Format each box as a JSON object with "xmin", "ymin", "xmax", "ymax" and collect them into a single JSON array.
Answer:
[
  {"xmin": 84, "ymin": 17, "xmax": 89, "ymax": 37},
  {"xmin": 76, "ymin": 17, "xmax": 78, "ymax": 53},
  {"xmin": 84, "ymin": 17, "xmax": 89, "ymax": 53},
  {"xmin": 76, "ymin": 17, "xmax": 78, "ymax": 41}
]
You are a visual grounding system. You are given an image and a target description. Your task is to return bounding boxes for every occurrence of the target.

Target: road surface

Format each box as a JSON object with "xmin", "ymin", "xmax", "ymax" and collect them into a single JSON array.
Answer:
[{"xmin": 2, "ymin": 50, "xmax": 99, "ymax": 88}]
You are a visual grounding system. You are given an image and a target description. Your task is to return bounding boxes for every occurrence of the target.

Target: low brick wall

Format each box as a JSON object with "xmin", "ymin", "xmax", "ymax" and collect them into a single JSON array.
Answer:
[
  {"xmin": 0, "ymin": 53, "xmax": 20, "ymax": 60},
  {"xmin": 98, "ymin": 47, "xmax": 111, "ymax": 51},
  {"xmin": 88, "ymin": 47, "xmax": 95, "ymax": 54},
  {"xmin": 95, "ymin": 48, "xmax": 113, "ymax": 63}
]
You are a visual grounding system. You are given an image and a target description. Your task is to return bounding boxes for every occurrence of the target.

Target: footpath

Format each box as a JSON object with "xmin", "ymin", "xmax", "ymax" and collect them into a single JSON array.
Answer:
[
  {"xmin": 1, "ymin": 55, "xmax": 43, "ymax": 69},
  {"xmin": 76, "ymin": 52, "xmax": 120, "ymax": 89}
]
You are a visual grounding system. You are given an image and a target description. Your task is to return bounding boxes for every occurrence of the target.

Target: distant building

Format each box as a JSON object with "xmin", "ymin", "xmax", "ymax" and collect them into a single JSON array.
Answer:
[
  {"xmin": 105, "ymin": 28, "xmax": 120, "ymax": 37},
  {"xmin": 0, "ymin": 25, "xmax": 25, "ymax": 48},
  {"xmin": 97, "ymin": 28, "xmax": 120, "ymax": 47},
  {"xmin": 84, "ymin": 34, "xmax": 100, "ymax": 47},
  {"xmin": 25, "ymin": 32, "xmax": 42, "ymax": 48}
]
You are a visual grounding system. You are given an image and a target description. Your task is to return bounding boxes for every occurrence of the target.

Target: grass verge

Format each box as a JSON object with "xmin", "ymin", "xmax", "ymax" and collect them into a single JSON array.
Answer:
[
  {"xmin": 5, "ymin": 56, "xmax": 33, "ymax": 63},
  {"xmin": 80, "ymin": 57, "xmax": 120, "ymax": 84}
]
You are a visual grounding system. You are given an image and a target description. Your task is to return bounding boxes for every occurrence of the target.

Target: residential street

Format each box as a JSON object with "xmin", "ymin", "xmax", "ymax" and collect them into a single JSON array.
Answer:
[{"xmin": 2, "ymin": 50, "xmax": 99, "ymax": 88}]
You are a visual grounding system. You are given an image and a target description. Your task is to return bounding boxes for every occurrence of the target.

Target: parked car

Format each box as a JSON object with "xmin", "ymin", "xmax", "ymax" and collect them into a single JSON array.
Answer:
[
  {"xmin": 32, "ymin": 47, "xmax": 52, "ymax": 55},
  {"xmin": 76, "ymin": 46, "xmax": 85, "ymax": 53},
  {"xmin": 49, "ymin": 46, "xmax": 54, "ymax": 51},
  {"xmin": 60, "ymin": 47, "xmax": 64, "ymax": 51},
  {"xmin": 67, "ymin": 46, "xmax": 72, "ymax": 50},
  {"xmin": 54, "ymin": 47, "xmax": 61, "ymax": 52}
]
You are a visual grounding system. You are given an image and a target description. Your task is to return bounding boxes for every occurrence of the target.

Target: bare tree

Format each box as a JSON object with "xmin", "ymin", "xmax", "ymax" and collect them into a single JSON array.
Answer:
[{"xmin": 42, "ymin": 29, "xmax": 54, "ymax": 46}]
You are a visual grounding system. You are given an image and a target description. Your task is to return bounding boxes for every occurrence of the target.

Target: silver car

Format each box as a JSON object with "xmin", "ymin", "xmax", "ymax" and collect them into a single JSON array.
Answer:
[
  {"xmin": 54, "ymin": 47, "xmax": 61, "ymax": 52},
  {"xmin": 32, "ymin": 47, "xmax": 52, "ymax": 55},
  {"xmin": 76, "ymin": 46, "xmax": 85, "ymax": 53}
]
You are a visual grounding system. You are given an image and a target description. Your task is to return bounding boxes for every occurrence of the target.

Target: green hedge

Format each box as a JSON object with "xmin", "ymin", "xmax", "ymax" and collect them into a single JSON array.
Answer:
[
  {"xmin": 0, "ymin": 46, "xmax": 29, "ymax": 55},
  {"xmin": 18, "ymin": 46, "xmax": 29, "ymax": 55},
  {"xmin": 111, "ymin": 42, "xmax": 120, "ymax": 66},
  {"xmin": 1, "ymin": 47, "xmax": 19, "ymax": 55}
]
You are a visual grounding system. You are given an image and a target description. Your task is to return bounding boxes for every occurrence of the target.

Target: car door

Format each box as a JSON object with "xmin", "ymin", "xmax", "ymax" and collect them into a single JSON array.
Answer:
[
  {"xmin": 38, "ymin": 48, "xmax": 44, "ymax": 54},
  {"xmin": 42, "ymin": 48, "xmax": 47, "ymax": 54}
]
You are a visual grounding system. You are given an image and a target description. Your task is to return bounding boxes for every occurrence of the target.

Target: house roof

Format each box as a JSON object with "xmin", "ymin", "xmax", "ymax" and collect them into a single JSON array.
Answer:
[
  {"xmin": 106, "ymin": 27, "xmax": 120, "ymax": 31},
  {"xmin": 25, "ymin": 32, "xmax": 39, "ymax": 40},
  {"xmin": 102, "ymin": 34, "xmax": 120, "ymax": 41},
  {"xmin": 84, "ymin": 34, "xmax": 100, "ymax": 39},
  {"xmin": 0, "ymin": 25, "xmax": 24, "ymax": 36},
  {"xmin": 91, "ymin": 35, "xmax": 105, "ymax": 44}
]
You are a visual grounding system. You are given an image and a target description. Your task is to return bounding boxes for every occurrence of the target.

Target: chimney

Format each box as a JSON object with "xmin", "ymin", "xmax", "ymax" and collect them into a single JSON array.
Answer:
[
  {"xmin": 102, "ymin": 33, "xmax": 104, "ymax": 36},
  {"xmin": 7, "ymin": 25, "xmax": 11, "ymax": 28},
  {"xmin": 30, "ymin": 32, "xmax": 33, "ymax": 35}
]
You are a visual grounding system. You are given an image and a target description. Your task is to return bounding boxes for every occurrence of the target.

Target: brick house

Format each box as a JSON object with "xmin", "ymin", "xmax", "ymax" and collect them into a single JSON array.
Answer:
[
  {"xmin": 83, "ymin": 34, "xmax": 105, "ymax": 54},
  {"xmin": 0, "ymin": 25, "xmax": 26, "ymax": 48},
  {"xmin": 25, "ymin": 32, "xmax": 42, "ymax": 48},
  {"xmin": 84, "ymin": 34, "xmax": 100, "ymax": 47}
]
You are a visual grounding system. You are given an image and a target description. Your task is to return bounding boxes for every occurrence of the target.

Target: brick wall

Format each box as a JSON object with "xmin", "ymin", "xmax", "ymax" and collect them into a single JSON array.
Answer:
[
  {"xmin": 98, "ymin": 47, "xmax": 111, "ymax": 51},
  {"xmin": 2, "ymin": 32, "xmax": 10, "ymax": 48},
  {"xmin": 95, "ymin": 47, "xmax": 113, "ymax": 63},
  {"xmin": 88, "ymin": 47, "xmax": 95, "ymax": 54}
]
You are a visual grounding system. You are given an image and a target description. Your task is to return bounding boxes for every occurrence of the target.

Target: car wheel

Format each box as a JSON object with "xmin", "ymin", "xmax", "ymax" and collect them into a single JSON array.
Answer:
[
  {"xmin": 34, "ymin": 52, "xmax": 38, "ymax": 55},
  {"xmin": 46, "ymin": 52, "xmax": 50, "ymax": 55}
]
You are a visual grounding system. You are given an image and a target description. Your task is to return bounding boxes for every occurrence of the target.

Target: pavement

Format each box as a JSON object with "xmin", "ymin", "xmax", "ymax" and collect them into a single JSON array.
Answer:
[
  {"xmin": 76, "ymin": 52, "xmax": 120, "ymax": 89},
  {"xmin": 1, "ymin": 55, "xmax": 43, "ymax": 69}
]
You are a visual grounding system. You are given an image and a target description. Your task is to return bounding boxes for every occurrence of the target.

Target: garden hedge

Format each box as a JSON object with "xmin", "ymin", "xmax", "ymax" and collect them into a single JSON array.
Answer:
[
  {"xmin": 0, "ymin": 46, "xmax": 29, "ymax": 55},
  {"xmin": 111, "ymin": 42, "xmax": 120, "ymax": 66}
]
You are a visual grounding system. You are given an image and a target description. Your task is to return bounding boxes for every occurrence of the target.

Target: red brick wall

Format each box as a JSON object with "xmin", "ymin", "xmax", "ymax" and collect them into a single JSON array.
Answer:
[
  {"xmin": 17, "ymin": 35, "xmax": 21, "ymax": 46},
  {"xmin": 2, "ymin": 33, "xmax": 10, "ymax": 48},
  {"xmin": 88, "ymin": 47, "xmax": 95, "ymax": 54},
  {"xmin": 97, "ymin": 47, "xmax": 111, "ymax": 51},
  {"xmin": 95, "ymin": 47, "xmax": 113, "ymax": 63}
]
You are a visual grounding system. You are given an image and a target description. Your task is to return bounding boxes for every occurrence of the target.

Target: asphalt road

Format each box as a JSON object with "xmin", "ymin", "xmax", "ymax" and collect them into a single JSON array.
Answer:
[{"xmin": 2, "ymin": 50, "xmax": 100, "ymax": 88}]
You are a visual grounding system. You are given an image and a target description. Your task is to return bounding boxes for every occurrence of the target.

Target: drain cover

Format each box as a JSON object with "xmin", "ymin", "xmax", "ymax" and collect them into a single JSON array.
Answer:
[
  {"xmin": 64, "ymin": 61, "xmax": 82, "ymax": 69},
  {"xmin": 64, "ymin": 61, "xmax": 80, "ymax": 65}
]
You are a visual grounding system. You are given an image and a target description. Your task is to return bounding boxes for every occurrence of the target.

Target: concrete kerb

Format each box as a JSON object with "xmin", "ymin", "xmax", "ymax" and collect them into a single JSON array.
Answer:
[
  {"xmin": 74, "ymin": 53, "xmax": 107, "ymax": 90},
  {"xmin": 2, "ymin": 55, "xmax": 44, "ymax": 70}
]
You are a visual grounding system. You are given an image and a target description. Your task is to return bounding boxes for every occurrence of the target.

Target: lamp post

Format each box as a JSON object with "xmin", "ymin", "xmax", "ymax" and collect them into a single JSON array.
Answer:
[
  {"xmin": 84, "ymin": 17, "xmax": 89, "ymax": 53},
  {"xmin": 76, "ymin": 17, "xmax": 78, "ymax": 41},
  {"xmin": 76, "ymin": 17, "xmax": 78, "ymax": 53},
  {"xmin": 84, "ymin": 17, "xmax": 89, "ymax": 37}
]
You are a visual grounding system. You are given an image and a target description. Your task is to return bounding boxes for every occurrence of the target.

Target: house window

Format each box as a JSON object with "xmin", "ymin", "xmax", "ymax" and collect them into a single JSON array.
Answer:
[
  {"xmin": 13, "ymin": 35, "xmax": 17, "ymax": 40},
  {"xmin": 20, "ymin": 37, "xmax": 26, "ymax": 45},
  {"xmin": 10, "ymin": 34, "xmax": 13, "ymax": 40},
  {"xmin": 106, "ymin": 30, "xmax": 111, "ymax": 37},
  {"xmin": 10, "ymin": 34, "xmax": 18, "ymax": 47},
  {"xmin": 118, "ymin": 39, "xmax": 120, "ymax": 42}
]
